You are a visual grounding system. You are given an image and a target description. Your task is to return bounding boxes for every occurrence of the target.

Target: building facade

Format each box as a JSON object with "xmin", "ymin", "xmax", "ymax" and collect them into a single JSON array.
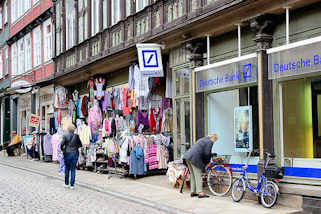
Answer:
[
  {"xmin": 0, "ymin": 0, "xmax": 10, "ymax": 146},
  {"xmin": 6, "ymin": 0, "xmax": 54, "ymax": 137},
  {"xmin": 52, "ymin": 0, "xmax": 321, "ymax": 210}
]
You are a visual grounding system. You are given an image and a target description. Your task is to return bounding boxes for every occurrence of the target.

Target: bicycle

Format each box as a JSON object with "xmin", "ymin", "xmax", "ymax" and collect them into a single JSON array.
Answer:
[
  {"xmin": 231, "ymin": 152, "xmax": 283, "ymax": 208},
  {"xmin": 180, "ymin": 154, "xmax": 233, "ymax": 197}
]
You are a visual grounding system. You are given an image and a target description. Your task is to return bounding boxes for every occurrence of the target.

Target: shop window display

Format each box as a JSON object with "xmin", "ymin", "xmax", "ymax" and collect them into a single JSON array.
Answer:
[
  {"xmin": 207, "ymin": 86, "xmax": 259, "ymax": 163},
  {"xmin": 281, "ymin": 78, "xmax": 321, "ymax": 161},
  {"xmin": 48, "ymin": 64, "xmax": 174, "ymax": 176}
]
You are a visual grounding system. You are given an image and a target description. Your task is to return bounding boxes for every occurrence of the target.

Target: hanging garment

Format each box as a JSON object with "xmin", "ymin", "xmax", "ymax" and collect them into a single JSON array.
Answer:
[
  {"xmin": 161, "ymin": 108, "xmax": 173, "ymax": 133},
  {"xmin": 119, "ymin": 138, "xmax": 129, "ymax": 163},
  {"xmin": 94, "ymin": 78, "xmax": 105, "ymax": 100},
  {"xmin": 81, "ymin": 96, "xmax": 89, "ymax": 117},
  {"xmin": 128, "ymin": 65, "xmax": 135, "ymax": 91},
  {"xmin": 51, "ymin": 133, "xmax": 62, "ymax": 161},
  {"xmin": 102, "ymin": 92, "xmax": 108, "ymax": 112},
  {"xmin": 88, "ymin": 80, "xmax": 95, "ymax": 102},
  {"xmin": 134, "ymin": 65, "xmax": 149, "ymax": 98},
  {"xmin": 157, "ymin": 144, "xmax": 169, "ymax": 169},
  {"xmin": 136, "ymin": 110, "xmax": 149, "ymax": 129},
  {"xmin": 129, "ymin": 146, "xmax": 145, "ymax": 175},
  {"xmin": 165, "ymin": 69, "xmax": 173, "ymax": 98},
  {"xmin": 44, "ymin": 134, "xmax": 53, "ymax": 155},
  {"xmin": 149, "ymin": 108, "xmax": 162, "ymax": 133},
  {"xmin": 123, "ymin": 88, "xmax": 131, "ymax": 115},
  {"xmin": 87, "ymin": 104, "xmax": 102, "ymax": 135},
  {"xmin": 102, "ymin": 119, "xmax": 110, "ymax": 137},
  {"xmin": 78, "ymin": 125, "xmax": 92, "ymax": 146},
  {"xmin": 161, "ymin": 98, "xmax": 172, "ymax": 115}
]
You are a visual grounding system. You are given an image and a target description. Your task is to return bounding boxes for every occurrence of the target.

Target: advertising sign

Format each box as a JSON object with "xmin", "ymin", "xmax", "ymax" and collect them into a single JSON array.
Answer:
[
  {"xmin": 234, "ymin": 106, "xmax": 253, "ymax": 153},
  {"xmin": 195, "ymin": 54, "xmax": 257, "ymax": 93},
  {"xmin": 268, "ymin": 37, "xmax": 321, "ymax": 79},
  {"xmin": 136, "ymin": 43, "xmax": 164, "ymax": 77},
  {"xmin": 29, "ymin": 114, "xmax": 40, "ymax": 128}
]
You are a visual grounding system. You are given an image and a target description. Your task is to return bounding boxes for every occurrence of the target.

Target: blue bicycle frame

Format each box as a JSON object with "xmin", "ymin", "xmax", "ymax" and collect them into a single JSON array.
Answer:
[{"xmin": 239, "ymin": 166, "xmax": 267, "ymax": 195}]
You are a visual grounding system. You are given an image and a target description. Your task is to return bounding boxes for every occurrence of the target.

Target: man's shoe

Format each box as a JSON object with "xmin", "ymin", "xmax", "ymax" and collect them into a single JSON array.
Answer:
[
  {"xmin": 70, "ymin": 186, "xmax": 75, "ymax": 190},
  {"xmin": 198, "ymin": 194, "xmax": 210, "ymax": 198},
  {"xmin": 190, "ymin": 193, "xmax": 199, "ymax": 197}
]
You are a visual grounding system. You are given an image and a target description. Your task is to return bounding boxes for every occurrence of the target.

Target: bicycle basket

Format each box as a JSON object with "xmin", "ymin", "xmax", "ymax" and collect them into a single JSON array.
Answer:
[
  {"xmin": 264, "ymin": 165, "xmax": 284, "ymax": 179},
  {"xmin": 213, "ymin": 157, "xmax": 224, "ymax": 165}
]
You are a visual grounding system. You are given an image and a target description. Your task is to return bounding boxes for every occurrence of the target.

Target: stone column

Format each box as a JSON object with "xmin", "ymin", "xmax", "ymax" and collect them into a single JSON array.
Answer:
[
  {"xmin": 185, "ymin": 38, "xmax": 206, "ymax": 142},
  {"xmin": 250, "ymin": 14, "xmax": 277, "ymax": 176}
]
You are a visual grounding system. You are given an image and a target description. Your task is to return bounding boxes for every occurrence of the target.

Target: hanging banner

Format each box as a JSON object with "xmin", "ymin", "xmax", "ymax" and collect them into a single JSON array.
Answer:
[
  {"xmin": 29, "ymin": 114, "xmax": 40, "ymax": 128},
  {"xmin": 136, "ymin": 43, "xmax": 164, "ymax": 77},
  {"xmin": 234, "ymin": 106, "xmax": 253, "ymax": 153}
]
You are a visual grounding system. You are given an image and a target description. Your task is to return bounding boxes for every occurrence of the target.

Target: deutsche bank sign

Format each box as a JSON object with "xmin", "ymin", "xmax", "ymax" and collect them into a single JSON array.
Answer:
[
  {"xmin": 137, "ymin": 43, "xmax": 164, "ymax": 77},
  {"xmin": 195, "ymin": 54, "xmax": 257, "ymax": 93},
  {"xmin": 268, "ymin": 38, "xmax": 321, "ymax": 79}
]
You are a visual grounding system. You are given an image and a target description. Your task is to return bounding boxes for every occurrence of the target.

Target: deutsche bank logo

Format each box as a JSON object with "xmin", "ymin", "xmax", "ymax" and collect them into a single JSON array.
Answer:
[
  {"xmin": 142, "ymin": 50, "xmax": 159, "ymax": 68},
  {"xmin": 243, "ymin": 63, "xmax": 252, "ymax": 80}
]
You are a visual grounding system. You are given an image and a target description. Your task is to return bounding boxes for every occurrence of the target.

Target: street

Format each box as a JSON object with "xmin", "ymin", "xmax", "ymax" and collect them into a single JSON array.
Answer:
[
  {"xmin": 0, "ymin": 154, "xmax": 301, "ymax": 214},
  {"xmin": 0, "ymin": 164, "xmax": 165, "ymax": 214}
]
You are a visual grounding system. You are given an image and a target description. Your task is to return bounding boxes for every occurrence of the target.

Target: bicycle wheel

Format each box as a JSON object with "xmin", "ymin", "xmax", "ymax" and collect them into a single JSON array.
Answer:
[
  {"xmin": 231, "ymin": 178, "xmax": 246, "ymax": 202},
  {"xmin": 207, "ymin": 165, "xmax": 232, "ymax": 197},
  {"xmin": 260, "ymin": 181, "xmax": 279, "ymax": 208}
]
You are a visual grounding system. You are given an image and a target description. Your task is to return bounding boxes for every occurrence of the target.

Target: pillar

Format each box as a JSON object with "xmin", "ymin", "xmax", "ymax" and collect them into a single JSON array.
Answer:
[
  {"xmin": 185, "ymin": 38, "xmax": 206, "ymax": 143},
  {"xmin": 250, "ymin": 14, "xmax": 277, "ymax": 175}
]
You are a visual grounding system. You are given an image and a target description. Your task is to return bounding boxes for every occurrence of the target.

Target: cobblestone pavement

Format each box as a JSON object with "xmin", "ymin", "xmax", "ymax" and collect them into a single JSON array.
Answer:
[{"xmin": 0, "ymin": 164, "xmax": 166, "ymax": 214}]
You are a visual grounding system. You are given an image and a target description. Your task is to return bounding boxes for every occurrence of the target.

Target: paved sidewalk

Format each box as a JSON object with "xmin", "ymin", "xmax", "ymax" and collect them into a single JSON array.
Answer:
[{"xmin": 0, "ymin": 153, "xmax": 301, "ymax": 214}]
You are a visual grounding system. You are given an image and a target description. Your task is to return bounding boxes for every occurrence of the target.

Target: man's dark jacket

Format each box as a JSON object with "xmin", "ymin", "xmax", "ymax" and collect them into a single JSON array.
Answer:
[{"xmin": 183, "ymin": 136, "xmax": 213, "ymax": 172}]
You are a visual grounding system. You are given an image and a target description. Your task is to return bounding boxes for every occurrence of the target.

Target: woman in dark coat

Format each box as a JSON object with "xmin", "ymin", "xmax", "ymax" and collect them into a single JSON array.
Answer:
[{"xmin": 183, "ymin": 134, "xmax": 217, "ymax": 198}]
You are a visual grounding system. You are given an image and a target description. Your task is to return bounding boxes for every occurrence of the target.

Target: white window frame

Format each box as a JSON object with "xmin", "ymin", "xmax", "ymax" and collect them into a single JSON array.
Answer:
[
  {"xmin": 66, "ymin": 1, "xmax": 75, "ymax": 49},
  {"xmin": 0, "ymin": 51, "xmax": 3, "ymax": 79},
  {"xmin": 17, "ymin": 0, "xmax": 24, "ymax": 20},
  {"xmin": 25, "ymin": 0, "xmax": 31, "ymax": 13},
  {"xmin": 91, "ymin": 0, "xmax": 100, "ymax": 36},
  {"xmin": 24, "ymin": 33, "xmax": 32, "ymax": 71},
  {"xmin": 4, "ymin": 1, "xmax": 8, "ymax": 24},
  {"xmin": 17, "ymin": 38, "xmax": 24, "ymax": 75},
  {"xmin": 0, "ymin": 8, "xmax": 3, "ymax": 29},
  {"xmin": 33, "ymin": 26, "xmax": 42, "ymax": 67},
  {"xmin": 11, "ymin": 0, "xmax": 16, "ymax": 24},
  {"xmin": 33, "ymin": 0, "xmax": 40, "ymax": 6},
  {"xmin": 4, "ymin": 48, "xmax": 8, "ymax": 75},
  {"xmin": 43, "ymin": 18, "xmax": 52, "ymax": 62},
  {"xmin": 11, "ymin": 43, "xmax": 18, "ymax": 76},
  {"xmin": 136, "ymin": 0, "xmax": 148, "ymax": 12},
  {"xmin": 111, "ymin": 0, "xmax": 121, "ymax": 26},
  {"xmin": 103, "ymin": 0, "xmax": 108, "ymax": 29}
]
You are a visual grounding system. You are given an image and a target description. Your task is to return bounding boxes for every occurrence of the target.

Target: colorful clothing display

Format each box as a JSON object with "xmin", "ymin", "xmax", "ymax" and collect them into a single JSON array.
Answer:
[
  {"xmin": 94, "ymin": 78, "xmax": 105, "ymax": 100},
  {"xmin": 88, "ymin": 104, "xmax": 102, "ymax": 134}
]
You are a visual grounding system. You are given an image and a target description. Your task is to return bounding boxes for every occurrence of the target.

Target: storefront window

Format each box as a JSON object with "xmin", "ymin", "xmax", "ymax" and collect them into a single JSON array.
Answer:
[
  {"xmin": 207, "ymin": 86, "xmax": 259, "ymax": 160},
  {"xmin": 281, "ymin": 79, "xmax": 321, "ymax": 161},
  {"xmin": 174, "ymin": 68, "xmax": 190, "ymax": 97},
  {"xmin": 174, "ymin": 98, "xmax": 191, "ymax": 159},
  {"xmin": 173, "ymin": 67, "xmax": 192, "ymax": 159}
]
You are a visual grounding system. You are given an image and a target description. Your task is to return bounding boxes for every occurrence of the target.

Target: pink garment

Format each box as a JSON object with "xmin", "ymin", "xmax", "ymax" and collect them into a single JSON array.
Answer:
[
  {"xmin": 57, "ymin": 109, "xmax": 62, "ymax": 125},
  {"xmin": 51, "ymin": 134, "xmax": 62, "ymax": 161},
  {"xmin": 88, "ymin": 105, "xmax": 102, "ymax": 134}
]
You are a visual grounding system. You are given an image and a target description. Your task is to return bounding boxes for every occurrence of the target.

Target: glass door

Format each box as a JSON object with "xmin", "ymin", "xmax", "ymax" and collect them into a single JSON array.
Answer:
[{"xmin": 173, "ymin": 67, "xmax": 192, "ymax": 159}]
